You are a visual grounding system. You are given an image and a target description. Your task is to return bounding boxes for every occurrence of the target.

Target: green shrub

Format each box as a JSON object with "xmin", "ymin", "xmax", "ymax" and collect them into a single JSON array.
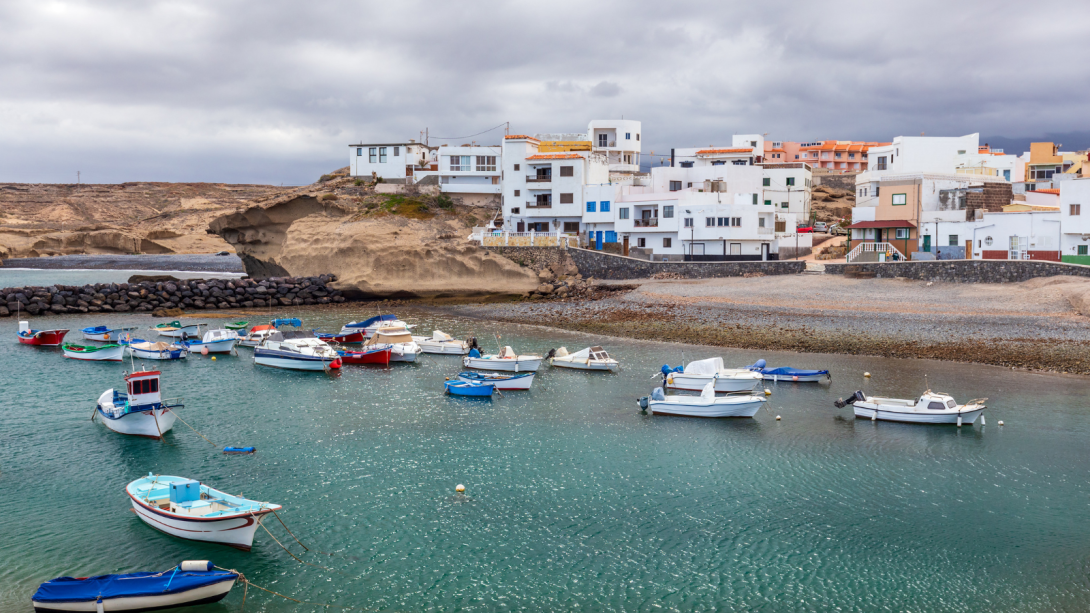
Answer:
[
  {"xmin": 436, "ymin": 193, "xmax": 454, "ymax": 209},
  {"xmin": 354, "ymin": 179, "xmax": 363, "ymax": 186}
]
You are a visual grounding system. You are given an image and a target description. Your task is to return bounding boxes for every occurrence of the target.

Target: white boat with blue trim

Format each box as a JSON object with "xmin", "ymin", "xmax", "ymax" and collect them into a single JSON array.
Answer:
[
  {"xmin": 456, "ymin": 371, "xmax": 535, "ymax": 390},
  {"xmin": 662, "ymin": 357, "xmax": 763, "ymax": 392},
  {"xmin": 836, "ymin": 390, "xmax": 987, "ymax": 425},
  {"xmin": 126, "ymin": 473, "xmax": 282, "ymax": 550},
  {"xmin": 463, "ymin": 346, "xmax": 542, "ymax": 372},
  {"xmin": 547, "ymin": 346, "xmax": 619, "ymax": 372},
  {"xmin": 181, "ymin": 328, "xmax": 238, "ymax": 354},
  {"xmin": 639, "ymin": 381, "xmax": 767, "ymax": 418},
  {"xmin": 340, "ymin": 314, "xmax": 415, "ymax": 338},
  {"xmin": 127, "ymin": 340, "xmax": 188, "ymax": 360},
  {"xmin": 154, "ymin": 320, "xmax": 204, "ymax": 338},
  {"xmin": 254, "ymin": 331, "xmax": 342, "ymax": 371},
  {"xmin": 95, "ymin": 370, "xmax": 181, "ymax": 438},
  {"xmin": 81, "ymin": 325, "xmax": 138, "ymax": 342}
]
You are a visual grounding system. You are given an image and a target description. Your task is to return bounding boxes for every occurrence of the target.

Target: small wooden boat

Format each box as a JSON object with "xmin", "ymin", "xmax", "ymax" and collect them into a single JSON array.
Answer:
[
  {"xmin": 456, "ymin": 371, "xmax": 534, "ymax": 390},
  {"xmin": 127, "ymin": 473, "xmax": 282, "ymax": 550},
  {"xmin": 337, "ymin": 346, "xmax": 392, "ymax": 365},
  {"xmin": 224, "ymin": 321, "xmax": 249, "ymax": 331},
  {"xmin": 237, "ymin": 324, "xmax": 276, "ymax": 348},
  {"xmin": 154, "ymin": 321, "xmax": 204, "ymax": 338},
  {"xmin": 339, "ymin": 314, "xmax": 415, "ymax": 338},
  {"xmin": 662, "ymin": 358, "xmax": 762, "ymax": 392},
  {"xmin": 639, "ymin": 382, "xmax": 766, "ymax": 418},
  {"xmin": 835, "ymin": 389, "xmax": 987, "ymax": 426},
  {"xmin": 462, "ymin": 346, "xmax": 542, "ymax": 372},
  {"xmin": 445, "ymin": 380, "xmax": 495, "ymax": 397},
  {"xmin": 316, "ymin": 330, "xmax": 366, "ymax": 344},
  {"xmin": 254, "ymin": 331, "xmax": 342, "ymax": 371},
  {"xmin": 748, "ymin": 359, "xmax": 830, "ymax": 382},
  {"xmin": 548, "ymin": 346, "xmax": 619, "ymax": 372},
  {"xmin": 32, "ymin": 560, "xmax": 238, "ymax": 613},
  {"xmin": 62, "ymin": 342, "xmax": 124, "ymax": 362},
  {"xmin": 364, "ymin": 326, "xmax": 422, "ymax": 362},
  {"xmin": 96, "ymin": 370, "xmax": 181, "ymax": 438},
  {"xmin": 128, "ymin": 340, "xmax": 188, "ymax": 360},
  {"xmin": 81, "ymin": 325, "xmax": 137, "ymax": 342},
  {"xmin": 412, "ymin": 330, "xmax": 470, "ymax": 354},
  {"xmin": 17, "ymin": 322, "xmax": 69, "ymax": 346},
  {"xmin": 181, "ymin": 328, "xmax": 238, "ymax": 353}
]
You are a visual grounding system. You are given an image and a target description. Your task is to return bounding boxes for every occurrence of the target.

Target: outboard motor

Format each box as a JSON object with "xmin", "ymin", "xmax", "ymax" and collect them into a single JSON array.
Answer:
[
  {"xmin": 466, "ymin": 337, "xmax": 479, "ymax": 351},
  {"xmin": 834, "ymin": 390, "xmax": 866, "ymax": 408},
  {"xmin": 546, "ymin": 348, "xmax": 557, "ymax": 360}
]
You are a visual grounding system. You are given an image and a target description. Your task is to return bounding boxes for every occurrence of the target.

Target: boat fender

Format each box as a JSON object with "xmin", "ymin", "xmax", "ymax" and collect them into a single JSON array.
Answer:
[
  {"xmin": 180, "ymin": 560, "xmax": 214, "ymax": 572},
  {"xmin": 638, "ymin": 396, "xmax": 649, "ymax": 410},
  {"xmin": 223, "ymin": 446, "xmax": 256, "ymax": 454}
]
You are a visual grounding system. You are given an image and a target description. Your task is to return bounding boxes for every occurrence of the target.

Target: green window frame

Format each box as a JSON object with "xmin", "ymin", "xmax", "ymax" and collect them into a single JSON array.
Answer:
[
  {"xmin": 1079, "ymin": 245, "xmax": 1088, "ymax": 256},
  {"xmin": 786, "ymin": 177, "xmax": 795, "ymax": 186},
  {"xmin": 764, "ymin": 200, "xmax": 772, "ymax": 206},
  {"xmin": 892, "ymin": 193, "xmax": 907, "ymax": 206},
  {"xmin": 752, "ymin": 194, "xmax": 758, "ymax": 204},
  {"xmin": 762, "ymin": 178, "xmax": 770, "ymax": 186}
]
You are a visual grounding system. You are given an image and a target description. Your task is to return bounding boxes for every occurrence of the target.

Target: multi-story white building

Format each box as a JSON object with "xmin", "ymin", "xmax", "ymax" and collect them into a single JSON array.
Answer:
[
  {"xmin": 349, "ymin": 141, "xmax": 434, "ymax": 181},
  {"xmin": 436, "ymin": 144, "xmax": 502, "ymax": 206},
  {"xmin": 501, "ymin": 135, "xmax": 610, "ymax": 233},
  {"xmin": 588, "ymin": 119, "xmax": 642, "ymax": 175}
]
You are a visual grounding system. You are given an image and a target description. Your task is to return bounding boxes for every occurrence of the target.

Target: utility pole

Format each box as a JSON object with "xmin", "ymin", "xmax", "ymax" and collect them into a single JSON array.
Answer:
[{"xmin": 77, "ymin": 171, "xmax": 80, "ymax": 190}]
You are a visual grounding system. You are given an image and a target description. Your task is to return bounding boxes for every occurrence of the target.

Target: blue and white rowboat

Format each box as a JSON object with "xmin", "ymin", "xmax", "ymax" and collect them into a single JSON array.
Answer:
[
  {"xmin": 32, "ymin": 561, "xmax": 238, "ymax": 613},
  {"xmin": 81, "ymin": 325, "xmax": 137, "ymax": 342},
  {"xmin": 457, "ymin": 371, "xmax": 535, "ymax": 390},
  {"xmin": 445, "ymin": 380, "xmax": 495, "ymax": 397},
  {"xmin": 181, "ymin": 329, "xmax": 238, "ymax": 354}
]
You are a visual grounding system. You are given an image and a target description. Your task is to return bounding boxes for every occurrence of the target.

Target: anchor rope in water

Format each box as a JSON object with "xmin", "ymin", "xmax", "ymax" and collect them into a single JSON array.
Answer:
[
  {"xmin": 215, "ymin": 567, "xmax": 364, "ymax": 612},
  {"xmin": 252, "ymin": 512, "xmax": 340, "ymax": 574},
  {"xmin": 164, "ymin": 408, "xmax": 218, "ymax": 448}
]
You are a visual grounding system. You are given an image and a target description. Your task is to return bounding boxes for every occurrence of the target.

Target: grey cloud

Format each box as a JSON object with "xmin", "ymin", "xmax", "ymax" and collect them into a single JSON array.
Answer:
[{"xmin": 589, "ymin": 81, "xmax": 621, "ymax": 98}]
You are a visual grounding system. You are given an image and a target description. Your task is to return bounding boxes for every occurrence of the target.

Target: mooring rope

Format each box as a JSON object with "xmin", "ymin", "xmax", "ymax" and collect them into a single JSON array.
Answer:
[
  {"xmin": 164, "ymin": 408, "xmax": 218, "ymax": 448},
  {"xmin": 252, "ymin": 512, "xmax": 339, "ymax": 573},
  {"xmin": 215, "ymin": 566, "xmax": 373, "ymax": 611}
]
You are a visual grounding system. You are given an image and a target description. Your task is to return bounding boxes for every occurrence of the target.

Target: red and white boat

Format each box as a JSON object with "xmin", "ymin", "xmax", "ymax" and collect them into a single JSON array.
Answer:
[
  {"xmin": 337, "ymin": 346, "xmax": 392, "ymax": 365},
  {"xmin": 316, "ymin": 330, "xmax": 365, "ymax": 344},
  {"xmin": 17, "ymin": 321, "xmax": 69, "ymax": 346}
]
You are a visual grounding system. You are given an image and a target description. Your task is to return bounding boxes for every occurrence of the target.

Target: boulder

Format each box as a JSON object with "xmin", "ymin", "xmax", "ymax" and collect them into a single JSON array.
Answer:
[
  {"xmin": 128, "ymin": 274, "xmax": 179, "ymax": 284},
  {"xmin": 536, "ymin": 283, "xmax": 554, "ymax": 294},
  {"xmin": 152, "ymin": 307, "xmax": 185, "ymax": 318}
]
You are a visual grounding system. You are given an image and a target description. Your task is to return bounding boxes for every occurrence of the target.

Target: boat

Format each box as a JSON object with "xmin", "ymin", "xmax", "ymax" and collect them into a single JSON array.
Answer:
[
  {"xmin": 835, "ymin": 389, "xmax": 987, "ymax": 425},
  {"xmin": 95, "ymin": 370, "xmax": 181, "ymax": 438},
  {"xmin": 364, "ymin": 326, "xmax": 422, "ymax": 362},
  {"xmin": 661, "ymin": 358, "xmax": 763, "ymax": 392},
  {"xmin": 638, "ymin": 382, "xmax": 767, "ymax": 418},
  {"xmin": 339, "ymin": 314, "xmax": 415, "ymax": 338},
  {"xmin": 462, "ymin": 346, "xmax": 542, "ymax": 372},
  {"xmin": 224, "ymin": 321, "xmax": 249, "ymax": 331},
  {"xmin": 747, "ymin": 359, "xmax": 830, "ymax": 382},
  {"xmin": 316, "ymin": 330, "xmax": 366, "ymax": 344},
  {"xmin": 154, "ymin": 321, "xmax": 204, "ymax": 339},
  {"xmin": 254, "ymin": 331, "xmax": 342, "ymax": 371},
  {"xmin": 412, "ymin": 330, "xmax": 471, "ymax": 355},
  {"xmin": 127, "ymin": 340, "xmax": 188, "ymax": 361},
  {"xmin": 32, "ymin": 560, "xmax": 238, "ymax": 613},
  {"xmin": 181, "ymin": 328, "xmax": 238, "ymax": 354},
  {"xmin": 337, "ymin": 346, "xmax": 392, "ymax": 365},
  {"xmin": 547, "ymin": 346, "xmax": 619, "ymax": 372},
  {"xmin": 237, "ymin": 324, "xmax": 276, "ymax": 348},
  {"xmin": 17, "ymin": 321, "xmax": 69, "ymax": 346},
  {"xmin": 62, "ymin": 343, "xmax": 124, "ymax": 362},
  {"xmin": 445, "ymin": 380, "xmax": 495, "ymax": 397},
  {"xmin": 81, "ymin": 325, "xmax": 137, "ymax": 342},
  {"xmin": 126, "ymin": 473, "xmax": 282, "ymax": 549},
  {"xmin": 456, "ymin": 371, "xmax": 535, "ymax": 390}
]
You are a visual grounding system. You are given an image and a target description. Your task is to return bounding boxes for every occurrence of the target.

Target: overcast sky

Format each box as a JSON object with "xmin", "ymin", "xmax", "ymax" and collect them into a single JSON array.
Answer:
[{"xmin": 3, "ymin": 1, "xmax": 1089, "ymax": 185}]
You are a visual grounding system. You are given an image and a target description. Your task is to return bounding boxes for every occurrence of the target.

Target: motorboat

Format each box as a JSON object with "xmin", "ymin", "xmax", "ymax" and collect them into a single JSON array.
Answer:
[
  {"xmin": 17, "ymin": 321, "xmax": 69, "ymax": 346},
  {"xmin": 181, "ymin": 328, "xmax": 238, "ymax": 354},
  {"xmin": 412, "ymin": 330, "xmax": 471, "ymax": 355},
  {"xmin": 62, "ymin": 342, "xmax": 124, "ymax": 362},
  {"xmin": 81, "ymin": 325, "xmax": 137, "ymax": 342},
  {"xmin": 835, "ymin": 389, "xmax": 987, "ymax": 426},
  {"xmin": 445, "ymin": 380, "xmax": 495, "ymax": 397},
  {"xmin": 237, "ymin": 324, "xmax": 276, "ymax": 348},
  {"xmin": 547, "ymin": 346, "xmax": 619, "ymax": 372},
  {"xmin": 127, "ymin": 340, "xmax": 188, "ymax": 360},
  {"xmin": 126, "ymin": 473, "xmax": 282, "ymax": 550},
  {"xmin": 339, "ymin": 314, "xmax": 415, "ymax": 338},
  {"xmin": 224, "ymin": 321, "xmax": 249, "ymax": 331},
  {"xmin": 315, "ymin": 330, "xmax": 365, "ymax": 344},
  {"xmin": 364, "ymin": 326, "xmax": 422, "ymax": 362},
  {"xmin": 747, "ymin": 359, "xmax": 830, "ymax": 382},
  {"xmin": 462, "ymin": 346, "xmax": 542, "ymax": 372},
  {"xmin": 662, "ymin": 358, "xmax": 763, "ymax": 392},
  {"xmin": 639, "ymin": 382, "xmax": 766, "ymax": 418},
  {"xmin": 32, "ymin": 561, "xmax": 238, "ymax": 613},
  {"xmin": 154, "ymin": 321, "xmax": 204, "ymax": 339},
  {"xmin": 254, "ymin": 331, "xmax": 342, "ymax": 371},
  {"xmin": 95, "ymin": 370, "xmax": 181, "ymax": 438},
  {"xmin": 337, "ymin": 346, "xmax": 392, "ymax": 365},
  {"xmin": 456, "ymin": 371, "xmax": 535, "ymax": 390}
]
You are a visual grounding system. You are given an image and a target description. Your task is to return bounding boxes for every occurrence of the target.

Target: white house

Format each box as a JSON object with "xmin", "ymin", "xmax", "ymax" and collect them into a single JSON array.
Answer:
[
  {"xmin": 588, "ymin": 119, "xmax": 642, "ymax": 175},
  {"xmin": 436, "ymin": 144, "xmax": 502, "ymax": 206},
  {"xmin": 866, "ymin": 133, "xmax": 980, "ymax": 176},
  {"xmin": 1060, "ymin": 178, "xmax": 1090, "ymax": 263},
  {"xmin": 349, "ymin": 141, "xmax": 434, "ymax": 181},
  {"xmin": 501, "ymin": 135, "xmax": 610, "ymax": 234}
]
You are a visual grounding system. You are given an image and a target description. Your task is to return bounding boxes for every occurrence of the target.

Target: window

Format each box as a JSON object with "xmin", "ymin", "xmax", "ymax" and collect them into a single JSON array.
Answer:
[
  {"xmin": 563, "ymin": 222, "xmax": 579, "ymax": 233},
  {"xmin": 663, "ymin": 237, "xmax": 671, "ymax": 248},
  {"xmin": 636, "ymin": 134, "xmax": 640, "ymax": 141},
  {"xmin": 781, "ymin": 203, "xmax": 789, "ymax": 209},
  {"xmin": 949, "ymin": 235, "xmax": 959, "ymax": 246},
  {"xmin": 150, "ymin": 379, "xmax": 158, "ymax": 393},
  {"xmin": 957, "ymin": 150, "xmax": 966, "ymax": 155},
  {"xmin": 356, "ymin": 147, "xmax": 362, "ymax": 156},
  {"xmin": 514, "ymin": 190, "xmax": 520, "ymax": 197},
  {"xmin": 679, "ymin": 161, "xmax": 694, "ymax": 168},
  {"xmin": 559, "ymin": 166, "xmax": 574, "ymax": 177},
  {"xmin": 618, "ymin": 207, "xmax": 630, "ymax": 220},
  {"xmin": 764, "ymin": 200, "xmax": 771, "ymax": 206},
  {"xmin": 687, "ymin": 182, "xmax": 692, "ymax": 188},
  {"xmin": 394, "ymin": 146, "xmax": 400, "ymax": 157},
  {"xmin": 684, "ymin": 217, "xmax": 693, "ymax": 228},
  {"xmin": 733, "ymin": 217, "xmax": 741, "ymax": 227},
  {"xmin": 637, "ymin": 238, "xmax": 646, "ymax": 248},
  {"xmin": 600, "ymin": 201, "xmax": 610, "ymax": 212},
  {"xmin": 663, "ymin": 205, "xmax": 674, "ymax": 218},
  {"xmin": 1079, "ymin": 245, "xmax": 1088, "ymax": 255},
  {"xmin": 598, "ymin": 134, "xmax": 608, "ymax": 147},
  {"xmin": 752, "ymin": 194, "xmax": 758, "ymax": 205},
  {"xmin": 475, "ymin": 156, "xmax": 497, "ymax": 171},
  {"xmin": 786, "ymin": 177, "xmax": 795, "ymax": 186},
  {"xmin": 875, "ymin": 186, "xmax": 880, "ymax": 196},
  {"xmin": 379, "ymin": 147, "xmax": 387, "ymax": 163},
  {"xmin": 623, "ymin": 154, "xmax": 631, "ymax": 164},
  {"xmin": 706, "ymin": 217, "xmax": 715, "ymax": 227},
  {"xmin": 587, "ymin": 201, "xmax": 596, "ymax": 213},
  {"xmin": 891, "ymin": 193, "xmax": 907, "ymax": 206},
  {"xmin": 763, "ymin": 177, "xmax": 770, "ymax": 186},
  {"xmin": 669, "ymin": 181, "xmax": 682, "ymax": 191},
  {"xmin": 450, "ymin": 156, "xmax": 471, "ymax": 171},
  {"xmin": 369, "ymin": 147, "xmax": 377, "ymax": 163},
  {"xmin": 835, "ymin": 153, "xmax": 842, "ymax": 159},
  {"xmin": 848, "ymin": 153, "xmax": 855, "ymax": 159},
  {"xmin": 514, "ymin": 164, "xmax": 520, "ymax": 171},
  {"xmin": 758, "ymin": 217, "xmax": 766, "ymax": 227},
  {"xmin": 511, "ymin": 207, "xmax": 520, "ymax": 214},
  {"xmin": 876, "ymin": 155, "xmax": 887, "ymax": 170},
  {"xmin": 1071, "ymin": 204, "xmax": 1081, "ymax": 216},
  {"xmin": 535, "ymin": 194, "xmax": 551, "ymax": 207},
  {"xmin": 625, "ymin": 132, "xmax": 631, "ymax": 139},
  {"xmin": 927, "ymin": 401, "xmax": 946, "ymax": 411},
  {"xmin": 896, "ymin": 228, "xmax": 909, "ymax": 239},
  {"xmin": 560, "ymin": 193, "xmax": 574, "ymax": 204}
]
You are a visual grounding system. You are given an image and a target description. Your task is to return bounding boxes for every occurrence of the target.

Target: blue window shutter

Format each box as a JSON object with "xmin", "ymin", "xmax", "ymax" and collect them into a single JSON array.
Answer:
[
  {"xmin": 587, "ymin": 201, "xmax": 596, "ymax": 212},
  {"xmin": 605, "ymin": 231, "xmax": 617, "ymax": 243},
  {"xmin": 600, "ymin": 201, "xmax": 610, "ymax": 212}
]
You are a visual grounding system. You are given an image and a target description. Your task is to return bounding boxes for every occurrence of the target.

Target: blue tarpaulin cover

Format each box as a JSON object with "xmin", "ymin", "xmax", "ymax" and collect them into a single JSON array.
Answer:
[
  {"xmin": 747, "ymin": 359, "xmax": 829, "ymax": 377},
  {"xmin": 33, "ymin": 569, "xmax": 237, "ymax": 603},
  {"xmin": 271, "ymin": 318, "xmax": 302, "ymax": 328},
  {"xmin": 344, "ymin": 314, "xmax": 398, "ymax": 329}
]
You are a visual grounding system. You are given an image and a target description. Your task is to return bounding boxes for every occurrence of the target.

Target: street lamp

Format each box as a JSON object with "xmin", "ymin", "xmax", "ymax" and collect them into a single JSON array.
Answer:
[{"xmin": 685, "ymin": 209, "xmax": 695, "ymax": 261}]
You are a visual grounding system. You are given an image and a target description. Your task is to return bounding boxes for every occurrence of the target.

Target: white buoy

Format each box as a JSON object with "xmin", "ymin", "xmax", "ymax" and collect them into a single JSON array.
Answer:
[
  {"xmin": 872, "ymin": 409, "xmax": 877, "ymax": 421},
  {"xmin": 999, "ymin": 420, "xmax": 1004, "ymax": 426},
  {"xmin": 456, "ymin": 484, "xmax": 465, "ymax": 493},
  {"xmin": 980, "ymin": 415, "xmax": 985, "ymax": 426},
  {"xmin": 864, "ymin": 372, "xmax": 872, "ymax": 378},
  {"xmin": 957, "ymin": 415, "xmax": 963, "ymax": 427},
  {"xmin": 775, "ymin": 415, "xmax": 781, "ymax": 421}
]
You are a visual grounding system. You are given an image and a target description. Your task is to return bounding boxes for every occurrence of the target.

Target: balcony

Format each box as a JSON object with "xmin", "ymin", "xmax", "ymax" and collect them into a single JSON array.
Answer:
[
  {"xmin": 526, "ymin": 175, "xmax": 552, "ymax": 183},
  {"xmin": 633, "ymin": 218, "xmax": 659, "ymax": 228},
  {"xmin": 525, "ymin": 200, "xmax": 552, "ymax": 209},
  {"xmin": 758, "ymin": 226, "xmax": 773, "ymax": 235}
]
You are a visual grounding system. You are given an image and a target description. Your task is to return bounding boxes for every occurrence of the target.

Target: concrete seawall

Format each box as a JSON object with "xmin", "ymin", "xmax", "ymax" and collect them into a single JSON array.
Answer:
[{"xmin": 566, "ymin": 248, "xmax": 806, "ymax": 280}]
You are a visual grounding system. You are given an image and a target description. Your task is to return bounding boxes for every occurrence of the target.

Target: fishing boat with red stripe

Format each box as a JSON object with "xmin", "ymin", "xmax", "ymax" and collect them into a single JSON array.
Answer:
[
  {"xmin": 315, "ymin": 330, "xmax": 365, "ymax": 344},
  {"xmin": 126, "ymin": 473, "xmax": 282, "ymax": 550},
  {"xmin": 17, "ymin": 321, "xmax": 69, "ymax": 346},
  {"xmin": 95, "ymin": 370, "xmax": 182, "ymax": 438}
]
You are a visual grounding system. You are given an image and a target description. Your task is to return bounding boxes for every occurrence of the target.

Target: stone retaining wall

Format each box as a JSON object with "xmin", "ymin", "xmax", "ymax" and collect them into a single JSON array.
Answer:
[
  {"xmin": 1, "ymin": 275, "xmax": 345, "ymax": 317},
  {"xmin": 567, "ymin": 248, "xmax": 806, "ymax": 280},
  {"xmin": 825, "ymin": 260, "xmax": 1090, "ymax": 283}
]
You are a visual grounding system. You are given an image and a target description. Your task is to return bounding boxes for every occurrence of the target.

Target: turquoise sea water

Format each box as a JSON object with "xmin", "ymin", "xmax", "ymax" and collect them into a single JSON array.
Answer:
[
  {"xmin": 3, "ymin": 301, "xmax": 1090, "ymax": 611},
  {"xmin": 0, "ymin": 268, "xmax": 243, "ymax": 289}
]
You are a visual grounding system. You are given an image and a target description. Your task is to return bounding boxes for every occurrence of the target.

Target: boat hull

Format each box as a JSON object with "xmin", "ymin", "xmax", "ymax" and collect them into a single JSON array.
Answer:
[
  {"xmin": 183, "ymin": 338, "xmax": 236, "ymax": 354},
  {"xmin": 157, "ymin": 325, "xmax": 201, "ymax": 338},
  {"xmin": 317, "ymin": 331, "xmax": 365, "ymax": 344},
  {"xmin": 762, "ymin": 372, "xmax": 829, "ymax": 382},
  {"xmin": 445, "ymin": 381, "xmax": 494, "ymax": 396},
  {"xmin": 128, "ymin": 497, "xmax": 267, "ymax": 550},
  {"xmin": 650, "ymin": 397, "xmax": 765, "ymax": 418},
  {"xmin": 338, "ymin": 348, "xmax": 391, "ymax": 364},
  {"xmin": 550, "ymin": 359, "xmax": 619, "ymax": 372},
  {"xmin": 254, "ymin": 350, "xmax": 338, "ymax": 371},
  {"xmin": 97, "ymin": 406, "xmax": 177, "ymax": 438},
  {"xmin": 666, "ymin": 373, "xmax": 761, "ymax": 392},
  {"xmin": 853, "ymin": 404, "xmax": 985, "ymax": 424},
  {"xmin": 63, "ymin": 345, "xmax": 124, "ymax": 361},
  {"xmin": 463, "ymin": 357, "xmax": 541, "ymax": 372},
  {"xmin": 32, "ymin": 577, "xmax": 236, "ymax": 613},
  {"xmin": 457, "ymin": 372, "xmax": 535, "ymax": 390},
  {"xmin": 17, "ymin": 330, "xmax": 69, "ymax": 346},
  {"xmin": 418, "ymin": 341, "xmax": 469, "ymax": 355},
  {"xmin": 128, "ymin": 347, "xmax": 187, "ymax": 360}
]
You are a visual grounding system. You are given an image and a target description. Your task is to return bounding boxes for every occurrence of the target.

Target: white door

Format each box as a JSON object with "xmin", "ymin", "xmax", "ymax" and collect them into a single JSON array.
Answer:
[
  {"xmin": 761, "ymin": 243, "xmax": 769, "ymax": 261},
  {"xmin": 690, "ymin": 243, "xmax": 705, "ymax": 255},
  {"xmin": 730, "ymin": 243, "xmax": 741, "ymax": 255}
]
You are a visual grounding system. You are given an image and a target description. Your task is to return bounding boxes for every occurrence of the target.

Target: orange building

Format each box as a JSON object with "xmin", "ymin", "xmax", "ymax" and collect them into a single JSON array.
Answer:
[{"xmin": 788, "ymin": 141, "xmax": 889, "ymax": 173}]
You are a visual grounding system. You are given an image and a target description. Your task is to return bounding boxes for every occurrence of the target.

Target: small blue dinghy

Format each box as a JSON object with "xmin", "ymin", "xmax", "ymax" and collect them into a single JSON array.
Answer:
[
  {"xmin": 445, "ymin": 380, "xmax": 495, "ymax": 397},
  {"xmin": 32, "ymin": 561, "xmax": 238, "ymax": 613},
  {"xmin": 747, "ymin": 359, "xmax": 830, "ymax": 382}
]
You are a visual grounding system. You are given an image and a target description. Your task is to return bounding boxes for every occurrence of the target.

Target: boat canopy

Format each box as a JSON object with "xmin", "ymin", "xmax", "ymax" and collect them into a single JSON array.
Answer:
[
  {"xmin": 651, "ymin": 387, "xmax": 666, "ymax": 401},
  {"xmin": 131, "ymin": 341, "xmax": 177, "ymax": 351},
  {"xmin": 468, "ymin": 348, "xmax": 481, "ymax": 358},
  {"xmin": 498, "ymin": 346, "xmax": 516, "ymax": 358},
  {"xmin": 684, "ymin": 357, "xmax": 724, "ymax": 375},
  {"xmin": 345, "ymin": 314, "xmax": 399, "ymax": 329},
  {"xmin": 366, "ymin": 330, "xmax": 413, "ymax": 345},
  {"xmin": 432, "ymin": 330, "xmax": 453, "ymax": 341},
  {"xmin": 82, "ymin": 325, "xmax": 110, "ymax": 333},
  {"xmin": 272, "ymin": 318, "xmax": 302, "ymax": 328},
  {"xmin": 156, "ymin": 321, "xmax": 182, "ymax": 329},
  {"xmin": 33, "ymin": 569, "xmax": 238, "ymax": 604},
  {"xmin": 589, "ymin": 346, "xmax": 610, "ymax": 361},
  {"xmin": 569, "ymin": 347, "xmax": 590, "ymax": 359},
  {"xmin": 553, "ymin": 347, "xmax": 570, "ymax": 357}
]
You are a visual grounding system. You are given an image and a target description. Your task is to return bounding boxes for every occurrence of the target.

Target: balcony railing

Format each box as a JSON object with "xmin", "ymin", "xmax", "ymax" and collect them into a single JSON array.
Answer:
[
  {"xmin": 526, "ymin": 200, "xmax": 552, "ymax": 208},
  {"xmin": 526, "ymin": 175, "xmax": 552, "ymax": 183},
  {"xmin": 758, "ymin": 226, "xmax": 773, "ymax": 235},
  {"xmin": 875, "ymin": 163, "xmax": 887, "ymax": 170},
  {"xmin": 633, "ymin": 218, "xmax": 659, "ymax": 228}
]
